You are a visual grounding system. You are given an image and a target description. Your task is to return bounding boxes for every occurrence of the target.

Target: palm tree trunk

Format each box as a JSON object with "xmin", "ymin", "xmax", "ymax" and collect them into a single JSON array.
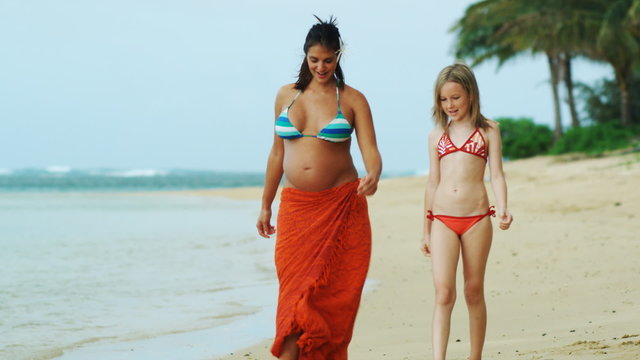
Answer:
[
  {"xmin": 611, "ymin": 64, "xmax": 633, "ymax": 127},
  {"xmin": 562, "ymin": 53, "xmax": 580, "ymax": 127},
  {"xmin": 547, "ymin": 52, "xmax": 563, "ymax": 140},
  {"xmin": 619, "ymin": 71, "xmax": 632, "ymax": 127}
]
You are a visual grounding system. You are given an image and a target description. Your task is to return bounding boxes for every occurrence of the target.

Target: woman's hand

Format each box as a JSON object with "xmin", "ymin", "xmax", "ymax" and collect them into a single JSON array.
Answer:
[
  {"xmin": 256, "ymin": 208, "xmax": 276, "ymax": 238},
  {"xmin": 357, "ymin": 173, "xmax": 379, "ymax": 196},
  {"xmin": 498, "ymin": 209, "xmax": 513, "ymax": 230},
  {"xmin": 420, "ymin": 233, "xmax": 431, "ymax": 257}
]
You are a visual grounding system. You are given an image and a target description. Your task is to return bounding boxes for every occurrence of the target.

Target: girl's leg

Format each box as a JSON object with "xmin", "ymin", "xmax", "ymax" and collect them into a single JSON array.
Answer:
[
  {"xmin": 279, "ymin": 333, "xmax": 300, "ymax": 360},
  {"xmin": 460, "ymin": 217, "xmax": 493, "ymax": 360},
  {"xmin": 430, "ymin": 220, "xmax": 462, "ymax": 360}
]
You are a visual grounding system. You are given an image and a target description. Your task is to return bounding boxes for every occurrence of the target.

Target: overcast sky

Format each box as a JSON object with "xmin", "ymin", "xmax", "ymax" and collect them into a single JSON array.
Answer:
[{"xmin": 0, "ymin": 0, "xmax": 612, "ymax": 173}]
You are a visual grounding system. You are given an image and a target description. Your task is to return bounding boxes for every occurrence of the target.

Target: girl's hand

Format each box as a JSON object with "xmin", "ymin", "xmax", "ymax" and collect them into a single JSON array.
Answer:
[
  {"xmin": 420, "ymin": 234, "xmax": 431, "ymax": 257},
  {"xmin": 357, "ymin": 174, "xmax": 379, "ymax": 196},
  {"xmin": 498, "ymin": 209, "xmax": 513, "ymax": 230},
  {"xmin": 256, "ymin": 208, "xmax": 276, "ymax": 238}
]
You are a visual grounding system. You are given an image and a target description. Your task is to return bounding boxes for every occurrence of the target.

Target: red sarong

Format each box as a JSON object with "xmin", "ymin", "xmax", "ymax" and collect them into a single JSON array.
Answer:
[{"xmin": 271, "ymin": 180, "xmax": 371, "ymax": 359}]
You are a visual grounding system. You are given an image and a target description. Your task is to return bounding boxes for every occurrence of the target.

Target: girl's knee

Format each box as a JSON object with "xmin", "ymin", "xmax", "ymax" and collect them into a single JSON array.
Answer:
[
  {"xmin": 435, "ymin": 286, "xmax": 456, "ymax": 307},
  {"xmin": 464, "ymin": 283, "xmax": 484, "ymax": 305}
]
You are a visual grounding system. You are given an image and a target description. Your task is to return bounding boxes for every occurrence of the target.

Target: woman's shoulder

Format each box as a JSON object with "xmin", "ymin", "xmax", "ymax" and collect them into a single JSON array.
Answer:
[
  {"xmin": 276, "ymin": 83, "xmax": 298, "ymax": 98},
  {"xmin": 274, "ymin": 83, "xmax": 299, "ymax": 107},
  {"xmin": 340, "ymin": 84, "xmax": 368, "ymax": 105},
  {"xmin": 341, "ymin": 83, "xmax": 361, "ymax": 94}
]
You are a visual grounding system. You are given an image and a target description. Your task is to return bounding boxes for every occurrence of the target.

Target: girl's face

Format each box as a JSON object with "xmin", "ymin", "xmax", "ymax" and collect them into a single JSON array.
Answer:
[
  {"xmin": 306, "ymin": 44, "xmax": 338, "ymax": 84},
  {"xmin": 439, "ymin": 81, "xmax": 471, "ymax": 122}
]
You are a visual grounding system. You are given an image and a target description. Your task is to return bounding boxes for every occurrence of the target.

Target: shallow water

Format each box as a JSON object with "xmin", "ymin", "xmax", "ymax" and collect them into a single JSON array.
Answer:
[{"xmin": 0, "ymin": 192, "xmax": 277, "ymax": 359}]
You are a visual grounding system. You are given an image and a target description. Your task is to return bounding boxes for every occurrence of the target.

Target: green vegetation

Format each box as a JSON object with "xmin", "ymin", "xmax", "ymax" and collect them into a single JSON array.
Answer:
[
  {"xmin": 452, "ymin": 0, "xmax": 640, "ymax": 135},
  {"xmin": 549, "ymin": 123, "xmax": 637, "ymax": 155},
  {"xmin": 577, "ymin": 75, "xmax": 640, "ymax": 125},
  {"xmin": 497, "ymin": 118, "xmax": 553, "ymax": 159},
  {"xmin": 452, "ymin": 1, "xmax": 640, "ymax": 158},
  {"xmin": 496, "ymin": 118, "xmax": 638, "ymax": 159}
]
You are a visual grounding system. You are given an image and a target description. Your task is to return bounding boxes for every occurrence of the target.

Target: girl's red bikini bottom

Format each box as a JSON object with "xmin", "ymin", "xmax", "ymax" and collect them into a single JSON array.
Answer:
[{"xmin": 427, "ymin": 206, "xmax": 496, "ymax": 236}]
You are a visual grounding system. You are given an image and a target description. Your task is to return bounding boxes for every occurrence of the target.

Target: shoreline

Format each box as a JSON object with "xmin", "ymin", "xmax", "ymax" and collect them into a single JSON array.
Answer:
[
  {"xmin": 213, "ymin": 152, "xmax": 640, "ymax": 359},
  {"xmin": 2, "ymin": 190, "xmax": 273, "ymax": 360}
]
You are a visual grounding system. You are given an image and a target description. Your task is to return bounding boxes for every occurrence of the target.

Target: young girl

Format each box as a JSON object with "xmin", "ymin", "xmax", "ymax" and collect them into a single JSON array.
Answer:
[{"xmin": 421, "ymin": 63, "xmax": 513, "ymax": 360}]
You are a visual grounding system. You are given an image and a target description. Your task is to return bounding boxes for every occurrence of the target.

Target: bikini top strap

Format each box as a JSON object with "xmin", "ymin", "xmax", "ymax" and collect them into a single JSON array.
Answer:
[
  {"xmin": 287, "ymin": 90, "xmax": 302, "ymax": 109},
  {"xmin": 336, "ymin": 85, "xmax": 341, "ymax": 108}
]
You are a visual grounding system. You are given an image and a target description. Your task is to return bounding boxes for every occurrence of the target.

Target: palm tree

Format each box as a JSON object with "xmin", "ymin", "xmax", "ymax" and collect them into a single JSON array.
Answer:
[
  {"xmin": 595, "ymin": 0, "xmax": 640, "ymax": 126},
  {"xmin": 628, "ymin": 0, "xmax": 640, "ymax": 37},
  {"xmin": 530, "ymin": 0, "xmax": 640, "ymax": 127},
  {"xmin": 562, "ymin": 53, "xmax": 580, "ymax": 128},
  {"xmin": 452, "ymin": 0, "xmax": 580, "ymax": 139},
  {"xmin": 453, "ymin": 0, "xmax": 640, "ymax": 129}
]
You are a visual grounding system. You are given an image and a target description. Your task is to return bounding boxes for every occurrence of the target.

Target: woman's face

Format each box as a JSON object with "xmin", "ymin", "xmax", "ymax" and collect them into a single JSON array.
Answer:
[
  {"xmin": 306, "ymin": 44, "xmax": 338, "ymax": 84},
  {"xmin": 439, "ymin": 81, "xmax": 471, "ymax": 122}
]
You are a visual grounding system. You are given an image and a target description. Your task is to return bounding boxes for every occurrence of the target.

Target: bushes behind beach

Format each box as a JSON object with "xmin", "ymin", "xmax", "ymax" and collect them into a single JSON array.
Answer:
[
  {"xmin": 497, "ymin": 117, "xmax": 553, "ymax": 159},
  {"xmin": 497, "ymin": 118, "xmax": 639, "ymax": 159},
  {"xmin": 549, "ymin": 123, "xmax": 637, "ymax": 155}
]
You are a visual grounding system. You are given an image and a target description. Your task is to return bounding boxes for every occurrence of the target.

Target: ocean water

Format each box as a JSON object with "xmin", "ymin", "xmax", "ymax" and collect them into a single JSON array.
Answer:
[
  {"xmin": 0, "ymin": 166, "xmax": 416, "ymax": 193},
  {"xmin": 0, "ymin": 167, "xmax": 265, "ymax": 192},
  {"xmin": 0, "ymin": 170, "xmax": 278, "ymax": 359}
]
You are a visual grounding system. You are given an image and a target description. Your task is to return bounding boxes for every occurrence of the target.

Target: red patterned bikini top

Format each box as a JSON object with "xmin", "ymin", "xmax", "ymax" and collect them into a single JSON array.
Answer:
[{"xmin": 437, "ymin": 128, "xmax": 487, "ymax": 161}]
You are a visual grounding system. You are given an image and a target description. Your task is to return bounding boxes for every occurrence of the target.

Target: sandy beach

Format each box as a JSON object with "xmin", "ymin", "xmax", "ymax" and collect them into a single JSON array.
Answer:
[{"xmin": 213, "ymin": 153, "xmax": 640, "ymax": 360}]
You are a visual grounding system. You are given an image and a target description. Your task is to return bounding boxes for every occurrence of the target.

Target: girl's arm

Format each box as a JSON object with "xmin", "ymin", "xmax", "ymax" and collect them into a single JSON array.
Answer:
[
  {"xmin": 486, "ymin": 121, "xmax": 513, "ymax": 230},
  {"xmin": 256, "ymin": 87, "xmax": 288, "ymax": 238},
  {"xmin": 422, "ymin": 128, "xmax": 442, "ymax": 256},
  {"xmin": 351, "ymin": 89, "xmax": 382, "ymax": 196}
]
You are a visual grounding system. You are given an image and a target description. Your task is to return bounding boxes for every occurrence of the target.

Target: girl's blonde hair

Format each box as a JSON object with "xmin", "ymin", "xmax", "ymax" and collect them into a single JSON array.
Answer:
[{"xmin": 432, "ymin": 63, "xmax": 489, "ymax": 130}]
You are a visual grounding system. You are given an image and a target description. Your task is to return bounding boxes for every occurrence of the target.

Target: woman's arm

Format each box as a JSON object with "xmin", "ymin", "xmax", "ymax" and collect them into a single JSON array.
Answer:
[
  {"xmin": 351, "ymin": 88, "xmax": 382, "ymax": 196},
  {"xmin": 256, "ymin": 87, "xmax": 288, "ymax": 238},
  {"xmin": 486, "ymin": 121, "xmax": 513, "ymax": 230},
  {"xmin": 421, "ymin": 128, "xmax": 441, "ymax": 256}
]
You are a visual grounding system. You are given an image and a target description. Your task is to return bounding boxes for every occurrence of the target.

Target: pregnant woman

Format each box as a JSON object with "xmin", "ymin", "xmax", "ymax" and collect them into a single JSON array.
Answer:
[{"xmin": 256, "ymin": 16, "xmax": 382, "ymax": 360}]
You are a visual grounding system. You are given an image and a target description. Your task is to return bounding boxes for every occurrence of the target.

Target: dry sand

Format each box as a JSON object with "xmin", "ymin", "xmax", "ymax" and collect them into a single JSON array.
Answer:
[{"xmin": 213, "ymin": 153, "xmax": 640, "ymax": 359}]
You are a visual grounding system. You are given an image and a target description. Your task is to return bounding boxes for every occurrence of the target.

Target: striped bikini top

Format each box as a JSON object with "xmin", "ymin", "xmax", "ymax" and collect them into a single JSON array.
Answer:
[
  {"xmin": 275, "ymin": 86, "xmax": 353, "ymax": 143},
  {"xmin": 437, "ymin": 127, "xmax": 487, "ymax": 161}
]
